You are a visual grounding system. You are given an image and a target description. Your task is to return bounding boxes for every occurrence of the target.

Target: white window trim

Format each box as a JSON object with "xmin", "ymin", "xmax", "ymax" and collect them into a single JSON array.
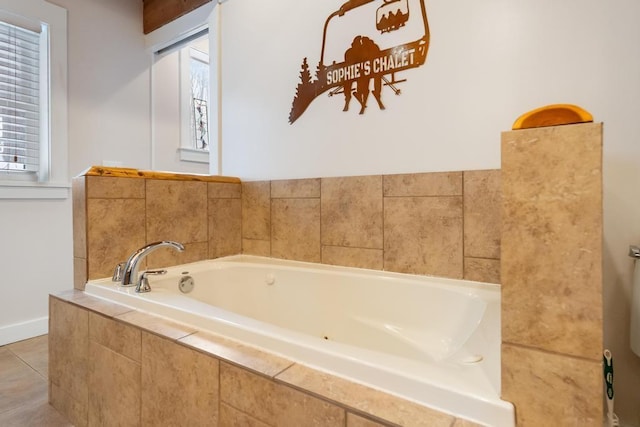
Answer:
[
  {"xmin": 0, "ymin": 0, "xmax": 68, "ymax": 199},
  {"xmin": 0, "ymin": 182, "xmax": 69, "ymax": 199},
  {"xmin": 177, "ymin": 147, "xmax": 209, "ymax": 163},
  {"xmin": 145, "ymin": 1, "xmax": 220, "ymax": 174}
]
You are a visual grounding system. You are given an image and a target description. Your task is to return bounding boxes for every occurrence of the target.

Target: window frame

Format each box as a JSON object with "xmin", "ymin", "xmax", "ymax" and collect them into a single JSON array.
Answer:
[
  {"xmin": 145, "ymin": 1, "xmax": 218, "ymax": 174},
  {"xmin": 0, "ymin": 0, "xmax": 68, "ymax": 199}
]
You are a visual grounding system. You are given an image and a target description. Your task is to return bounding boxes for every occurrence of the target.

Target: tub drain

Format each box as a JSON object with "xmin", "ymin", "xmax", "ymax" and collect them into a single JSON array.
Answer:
[{"xmin": 178, "ymin": 276, "xmax": 195, "ymax": 293}]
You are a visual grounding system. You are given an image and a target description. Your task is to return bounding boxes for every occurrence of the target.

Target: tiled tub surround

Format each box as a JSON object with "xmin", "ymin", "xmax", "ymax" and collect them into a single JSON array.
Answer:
[
  {"xmin": 49, "ymin": 291, "xmax": 488, "ymax": 427},
  {"xmin": 73, "ymin": 168, "xmax": 501, "ymax": 289},
  {"xmin": 66, "ymin": 122, "xmax": 602, "ymax": 427},
  {"xmin": 242, "ymin": 170, "xmax": 501, "ymax": 283},
  {"xmin": 72, "ymin": 167, "xmax": 242, "ymax": 289},
  {"xmin": 500, "ymin": 123, "xmax": 603, "ymax": 426},
  {"xmin": 83, "ymin": 255, "xmax": 513, "ymax": 426}
]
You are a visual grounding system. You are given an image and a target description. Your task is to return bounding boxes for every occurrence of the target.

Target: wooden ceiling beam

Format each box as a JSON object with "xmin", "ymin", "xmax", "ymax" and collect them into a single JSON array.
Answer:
[{"xmin": 143, "ymin": 0, "xmax": 212, "ymax": 34}]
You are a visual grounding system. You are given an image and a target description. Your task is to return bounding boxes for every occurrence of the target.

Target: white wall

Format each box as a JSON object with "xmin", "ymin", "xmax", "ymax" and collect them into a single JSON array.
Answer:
[
  {"xmin": 0, "ymin": 0, "xmax": 151, "ymax": 344},
  {"xmin": 219, "ymin": 0, "xmax": 623, "ymax": 180},
  {"xmin": 52, "ymin": 0, "xmax": 151, "ymax": 175},
  {"xmin": 218, "ymin": 0, "xmax": 640, "ymax": 424},
  {"xmin": 0, "ymin": 0, "xmax": 71, "ymax": 345},
  {"xmin": 0, "ymin": 199, "xmax": 72, "ymax": 344}
]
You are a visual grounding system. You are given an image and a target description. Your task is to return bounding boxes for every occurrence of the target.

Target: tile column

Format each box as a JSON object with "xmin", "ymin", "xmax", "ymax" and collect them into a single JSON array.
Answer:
[{"xmin": 501, "ymin": 123, "xmax": 603, "ymax": 425}]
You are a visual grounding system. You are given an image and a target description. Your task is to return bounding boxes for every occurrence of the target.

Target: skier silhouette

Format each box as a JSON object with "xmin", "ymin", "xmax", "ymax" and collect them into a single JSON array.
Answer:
[
  {"xmin": 355, "ymin": 37, "xmax": 385, "ymax": 114},
  {"xmin": 342, "ymin": 36, "xmax": 385, "ymax": 114},
  {"xmin": 342, "ymin": 37, "xmax": 360, "ymax": 112}
]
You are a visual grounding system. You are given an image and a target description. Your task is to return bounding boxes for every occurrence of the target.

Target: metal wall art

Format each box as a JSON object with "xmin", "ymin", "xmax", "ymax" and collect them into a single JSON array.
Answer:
[{"xmin": 289, "ymin": 0, "xmax": 430, "ymax": 124}]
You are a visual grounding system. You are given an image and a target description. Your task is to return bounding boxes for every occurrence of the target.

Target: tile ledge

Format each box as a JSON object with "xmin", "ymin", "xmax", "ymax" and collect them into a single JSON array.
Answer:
[
  {"xmin": 178, "ymin": 331, "xmax": 296, "ymax": 378},
  {"xmin": 114, "ymin": 310, "xmax": 197, "ymax": 342},
  {"xmin": 50, "ymin": 290, "xmax": 135, "ymax": 318}
]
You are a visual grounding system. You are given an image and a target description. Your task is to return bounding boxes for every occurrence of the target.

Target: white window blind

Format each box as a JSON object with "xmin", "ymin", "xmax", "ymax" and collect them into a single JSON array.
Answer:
[{"xmin": 0, "ymin": 20, "xmax": 40, "ymax": 176}]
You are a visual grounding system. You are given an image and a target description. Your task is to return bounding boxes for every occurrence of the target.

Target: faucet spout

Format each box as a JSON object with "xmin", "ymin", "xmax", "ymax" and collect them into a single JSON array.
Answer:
[{"xmin": 120, "ymin": 241, "xmax": 184, "ymax": 286}]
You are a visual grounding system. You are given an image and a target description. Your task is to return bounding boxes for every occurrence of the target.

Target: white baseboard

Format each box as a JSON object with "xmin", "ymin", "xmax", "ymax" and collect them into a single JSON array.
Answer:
[{"xmin": 0, "ymin": 317, "xmax": 48, "ymax": 346}]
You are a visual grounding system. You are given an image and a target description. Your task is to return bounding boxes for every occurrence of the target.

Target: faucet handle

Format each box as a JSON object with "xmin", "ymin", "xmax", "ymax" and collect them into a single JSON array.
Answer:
[
  {"xmin": 112, "ymin": 262, "xmax": 126, "ymax": 282},
  {"xmin": 136, "ymin": 269, "xmax": 167, "ymax": 293}
]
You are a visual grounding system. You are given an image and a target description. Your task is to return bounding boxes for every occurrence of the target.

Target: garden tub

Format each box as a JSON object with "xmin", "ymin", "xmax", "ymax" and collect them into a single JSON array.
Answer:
[{"xmin": 84, "ymin": 255, "xmax": 514, "ymax": 426}]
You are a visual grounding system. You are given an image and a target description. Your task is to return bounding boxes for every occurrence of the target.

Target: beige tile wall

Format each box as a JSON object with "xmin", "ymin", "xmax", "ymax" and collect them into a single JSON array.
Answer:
[
  {"xmin": 49, "ymin": 294, "xmax": 219, "ymax": 426},
  {"xmin": 74, "ymin": 169, "xmax": 500, "ymax": 287},
  {"xmin": 500, "ymin": 123, "xmax": 603, "ymax": 426},
  {"xmin": 49, "ymin": 291, "xmax": 484, "ymax": 427},
  {"xmin": 48, "ymin": 297, "xmax": 90, "ymax": 426},
  {"xmin": 209, "ymin": 182, "xmax": 242, "ymax": 259},
  {"xmin": 242, "ymin": 170, "xmax": 502, "ymax": 282},
  {"xmin": 73, "ymin": 175, "xmax": 242, "ymax": 289},
  {"xmin": 71, "ymin": 177, "xmax": 87, "ymax": 287},
  {"xmin": 241, "ymin": 181, "xmax": 272, "ymax": 256},
  {"xmin": 141, "ymin": 332, "xmax": 220, "ymax": 425}
]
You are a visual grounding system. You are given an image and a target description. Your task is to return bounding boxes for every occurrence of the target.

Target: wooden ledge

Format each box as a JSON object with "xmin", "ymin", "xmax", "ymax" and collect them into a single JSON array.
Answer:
[
  {"xmin": 512, "ymin": 104, "xmax": 593, "ymax": 130},
  {"xmin": 79, "ymin": 166, "xmax": 241, "ymax": 184}
]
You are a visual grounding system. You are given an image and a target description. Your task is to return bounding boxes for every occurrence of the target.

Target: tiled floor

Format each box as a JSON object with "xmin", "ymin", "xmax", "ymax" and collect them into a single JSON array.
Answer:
[{"xmin": 0, "ymin": 335, "xmax": 72, "ymax": 426}]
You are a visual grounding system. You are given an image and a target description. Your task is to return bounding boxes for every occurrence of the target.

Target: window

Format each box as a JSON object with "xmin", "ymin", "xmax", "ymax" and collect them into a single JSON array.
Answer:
[
  {"xmin": 145, "ymin": 1, "xmax": 217, "ymax": 173},
  {"xmin": 0, "ymin": 1, "xmax": 68, "ymax": 199},
  {"xmin": 188, "ymin": 47, "xmax": 210, "ymax": 151},
  {"xmin": 179, "ymin": 37, "xmax": 210, "ymax": 163},
  {"xmin": 0, "ymin": 20, "xmax": 46, "ymax": 178}
]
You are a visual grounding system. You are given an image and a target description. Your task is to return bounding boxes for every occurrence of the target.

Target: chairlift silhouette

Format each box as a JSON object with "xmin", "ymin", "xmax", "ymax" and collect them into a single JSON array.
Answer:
[
  {"xmin": 289, "ymin": 0, "xmax": 430, "ymax": 123},
  {"xmin": 376, "ymin": 0, "xmax": 410, "ymax": 33}
]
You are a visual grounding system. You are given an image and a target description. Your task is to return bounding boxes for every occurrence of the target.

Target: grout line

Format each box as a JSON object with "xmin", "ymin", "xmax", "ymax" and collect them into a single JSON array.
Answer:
[
  {"xmin": 4, "ymin": 348, "xmax": 47, "ymax": 382},
  {"xmin": 88, "ymin": 341, "xmax": 141, "ymax": 370},
  {"xmin": 268, "ymin": 181, "xmax": 272, "ymax": 257},
  {"xmin": 321, "ymin": 244, "xmax": 383, "ymax": 251},
  {"xmin": 178, "ymin": 331, "xmax": 199, "ymax": 342},
  {"xmin": 221, "ymin": 400, "xmax": 271, "ymax": 425},
  {"xmin": 207, "ymin": 184, "xmax": 211, "ymax": 259},
  {"xmin": 461, "ymin": 171, "xmax": 466, "ymax": 278},
  {"xmin": 240, "ymin": 182, "xmax": 244, "ymax": 254},
  {"xmin": 502, "ymin": 341, "xmax": 602, "ymax": 363},
  {"xmin": 381, "ymin": 175, "xmax": 385, "ymax": 271},
  {"xmin": 138, "ymin": 328, "xmax": 143, "ymax": 426},
  {"xmin": 319, "ymin": 179, "xmax": 323, "ymax": 263},
  {"xmin": 217, "ymin": 342, "xmax": 221, "ymax": 424},
  {"xmin": 271, "ymin": 196, "xmax": 320, "ymax": 200},
  {"xmin": 144, "ymin": 180, "xmax": 148, "ymax": 270},
  {"xmin": 382, "ymin": 194, "xmax": 462, "ymax": 198},
  {"xmin": 464, "ymin": 256, "xmax": 500, "ymax": 261},
  {"xmin": 272, "ymin": 361, "xmax": 297, "ymax": 380}
]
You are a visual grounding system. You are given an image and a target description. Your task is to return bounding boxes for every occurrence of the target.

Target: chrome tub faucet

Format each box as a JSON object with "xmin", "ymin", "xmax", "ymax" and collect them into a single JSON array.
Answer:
[{"xmin": 118, "ymin": 241, "xmax": 184, "ymax": 291}]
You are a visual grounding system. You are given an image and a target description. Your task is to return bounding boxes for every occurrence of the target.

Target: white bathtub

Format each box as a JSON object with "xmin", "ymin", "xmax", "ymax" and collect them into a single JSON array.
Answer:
[{"xmin": 85, "ymin": 255, "xmax": 514, "ymax": 426}]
